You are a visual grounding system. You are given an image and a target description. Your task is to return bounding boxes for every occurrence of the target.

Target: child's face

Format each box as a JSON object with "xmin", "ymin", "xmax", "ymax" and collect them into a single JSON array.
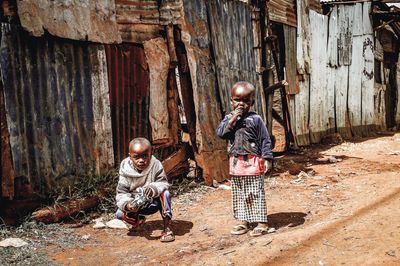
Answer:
[
  {"xmin": 231, "ymin": 86, "xmax": 254, "ymax": 113},
  {"xmin": 129, "ymin": 143, "xmax": 152, "ymax": 171}
]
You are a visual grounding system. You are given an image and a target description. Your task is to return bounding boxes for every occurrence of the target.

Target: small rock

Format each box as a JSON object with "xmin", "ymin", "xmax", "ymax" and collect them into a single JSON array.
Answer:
[
  {"xmin": 199, "ymin": 225, "xmax": 209, "ymax": 232},
  {"xmin": 0, "ymin": 238, "xmax": 28, "ymax": 247},
  {"xmin": 93, "ymin": 221, "xmax": 106, "ymax": 229},
  {"xmin": 297, "ymin": 171, "xmax": 309, "ymax": 179},
  {"xmin": 307, "ymin": 170, "xmax": 316, "ymax": 176},
  {"xmin": 267, "ymin": 227, "xmax": 276, "ymax": 234},
  {"xmin": 218, "ymin": 184, "xmax": 232, "ymax": 190},
  {"xmin": 106, "ymin": 219, "xmax": 128, "ymax": 229},
  {"xmin": 328, "ymin": 156, "xmax": 338, "ymax": 163},
  {"xmin": 82, "ymin": 234, "xmax": 91, "ymax": 240}
]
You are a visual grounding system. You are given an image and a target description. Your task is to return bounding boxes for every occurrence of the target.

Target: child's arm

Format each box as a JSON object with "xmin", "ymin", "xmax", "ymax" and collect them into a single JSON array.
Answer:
[
  {"xmin": 116, "ymin": 175, "xmax": 134, "ymax": 211},
  {"xmin": 216, "ymin": 110, "xmax": 242, "ymax": 139},
  {"xmin": 145, "ymin": 161, "xmax": 170, "ymax": 198}
]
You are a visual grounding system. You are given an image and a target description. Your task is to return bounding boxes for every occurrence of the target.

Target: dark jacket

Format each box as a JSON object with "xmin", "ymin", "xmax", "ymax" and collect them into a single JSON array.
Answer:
[{"xmin": 216, "ymin": 111, "xmax": 273, "ymax": 160}]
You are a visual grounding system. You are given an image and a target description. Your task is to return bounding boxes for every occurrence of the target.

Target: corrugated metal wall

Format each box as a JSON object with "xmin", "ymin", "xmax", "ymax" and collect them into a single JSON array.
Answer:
[
  {"xmin": 105, "ymin": 44, "xmax": 151, "ymax": 165},
  {"xmin": 0, "ymin": 23, "xmax": 113, "ymax": 198},
  {"xmin": 269, "ymin": 0, "xmax": 297, "ymax": 27},
  {"xmin": 207, "ymin": 0, "xmax": 264, "ymax": 118}
]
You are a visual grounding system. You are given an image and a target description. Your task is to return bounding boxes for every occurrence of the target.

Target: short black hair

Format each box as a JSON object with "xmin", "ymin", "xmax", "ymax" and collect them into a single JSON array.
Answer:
[
  {"xmin": 231, "ymin": 81, "xmax": 255, "ymax": 96},
  {"xmin": 129, "ymin": 137, "xmax": 152, "ymax": 150}
]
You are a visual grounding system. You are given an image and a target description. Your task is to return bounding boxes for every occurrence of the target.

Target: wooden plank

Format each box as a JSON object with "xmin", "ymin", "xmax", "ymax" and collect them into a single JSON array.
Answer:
[
  {"xmin": 348, "ymin": 35, "xmax": 363, "ymax": 137},
  {"xmin": 296, "ymin": 0, "xmax": 311, "ymax": 75},
  {"xmin": 162, "ymin": 143, "xmax": 189, "ymax": 177},
  {"xmin": 283, "ymin": 25, "xmax": 298, "ymax": 95},
  {"xmin": 89, "ymin": 46, "xmax": 114, "ymax": 175},
  {"xmin": 361, "ymin": 1, "xmax": 375, "ymax": 135},
  {"xmin": 328, "ymin": 6, "xmax": 338, "ymax": 67},
  {"xmin": 338, "ymin": 5, "xmax": 354, "ymax": 66},
  {"xmin": 309, "ymin": 10, "xmax": 329, "ymax": 143},
  {"xmin": 294, "ymin": 74, "xmax": 310, "ymax": 146},
  {"xmin": 362, "ymin": 2, "xmax": 373, "ymax": 35},
  {"xmin": 335, "ymin": 65, "xmax": 352, "ymax": 138},
  {"xmin": 143, "ymin": 38, "xmax": 172, "ymax": 148},
  {"xmin": 374, "ymin": 83, "xmax": 387, "ymax": 129},
  {"xmin": 361, "ymin": 37, "xmax": 375, "ymax": 135}
]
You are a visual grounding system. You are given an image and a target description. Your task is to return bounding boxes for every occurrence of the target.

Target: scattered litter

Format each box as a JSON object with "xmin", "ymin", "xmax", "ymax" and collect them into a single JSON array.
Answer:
[
  {"xmin": 389, "ymin": 151, "xmax": 400, "ymax": 156},
  {"xmin": 267, "ymin": 227, "xmax": 276, "ymax": 234},
  {"xmin": 222, "ymin": 250, "xmax": 236, "ymax": 255},
  {"xmin": 105, "ymin": 219, "xmax": 128, "ymax": 229},
  {"xmin": 386, "ymin": 250, "xmax": 396, "ymax": 257},
  {"xmin": 199, "ymin": 225, "xmax": 209, "ymax": 232},
  {"xmin": 263, "ymin": 239, "xmax": 273, "ymax": 246},
  {"xmin": 0, "ymin": 238, "xmax": 28, "ymax": 248}
]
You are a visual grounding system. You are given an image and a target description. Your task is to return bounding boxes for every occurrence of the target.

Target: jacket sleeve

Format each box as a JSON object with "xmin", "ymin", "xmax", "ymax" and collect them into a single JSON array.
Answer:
[
  {"xmin": 147, "ymin": 161, "xmax": 170, "ymax": 197},
  {"xmin": 116, "ymin": 175, "xmax": 133, "ymax": 210},
  {"xmin": 216, "ymin": 113, "xmax": 234, "ymax": 139},
  {"xmin": 258, "ymin": 117, "xmax": 273, "ymax": 160}
]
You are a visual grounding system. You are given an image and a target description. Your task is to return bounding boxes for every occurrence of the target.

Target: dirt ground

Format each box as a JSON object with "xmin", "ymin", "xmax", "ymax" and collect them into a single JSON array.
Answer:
[{"xmin": 42, "ymin": 133, "xmax": 400, "ymax": 265}]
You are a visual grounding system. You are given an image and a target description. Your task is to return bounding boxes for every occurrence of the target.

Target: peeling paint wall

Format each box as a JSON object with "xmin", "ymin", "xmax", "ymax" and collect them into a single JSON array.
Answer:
[{"xmin": 17, "ymin": 0, "xmax": 121, "ymax": 43}]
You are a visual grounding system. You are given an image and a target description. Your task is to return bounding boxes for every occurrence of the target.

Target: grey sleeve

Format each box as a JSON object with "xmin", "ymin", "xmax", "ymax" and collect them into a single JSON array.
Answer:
[
  {"xmin": 147, "ymin": 162, "xmax": 170, "ymax": 197},
  {"xmin": 115, "ymin": 175, "xmax": 133, "ymax": 210}
]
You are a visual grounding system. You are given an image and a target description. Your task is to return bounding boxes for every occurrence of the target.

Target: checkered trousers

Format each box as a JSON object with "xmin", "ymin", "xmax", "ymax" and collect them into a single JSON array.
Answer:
[{"xmin": 231, "ymin": 175, "xmax": 267, "ymax": 223}]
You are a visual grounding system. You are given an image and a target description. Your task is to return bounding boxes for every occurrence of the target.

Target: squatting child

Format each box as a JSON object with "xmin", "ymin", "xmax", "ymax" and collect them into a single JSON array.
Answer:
[
  {"xmin": 115, "ymin": 137, "xmax": 175, "ymax": 242},
  {"xmin": 216, "ymin": 81, "xmax": 273, "ymax": 237}
]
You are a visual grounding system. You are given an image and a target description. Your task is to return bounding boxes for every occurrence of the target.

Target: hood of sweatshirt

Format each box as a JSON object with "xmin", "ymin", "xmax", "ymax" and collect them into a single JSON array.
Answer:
[{"xmin": 119, "ymin": 155, "xmax": 157, "ymax": 179}]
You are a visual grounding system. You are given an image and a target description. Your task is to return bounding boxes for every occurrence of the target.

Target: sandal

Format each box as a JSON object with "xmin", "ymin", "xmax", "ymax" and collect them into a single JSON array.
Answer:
[
  {"xmin": 230, "ymin": 224, "xmax": 249, "ymax": 235},
  {"xmin": 249, "ymin": 226, "xmax": 268, "ymax": 237},
  {"xmin": 160, "ymin": 230, "xmax": 175, "ymax": 242}
]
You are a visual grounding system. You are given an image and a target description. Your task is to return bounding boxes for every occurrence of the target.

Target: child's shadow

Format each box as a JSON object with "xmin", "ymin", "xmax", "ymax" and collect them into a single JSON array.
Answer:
[
  {"xmin": 267, "ymin": 212, "xmax": 307, "ymax": 229},
  {"xmin": 127, "ymin": 219, "xmax": 193, "ymax": 240}
]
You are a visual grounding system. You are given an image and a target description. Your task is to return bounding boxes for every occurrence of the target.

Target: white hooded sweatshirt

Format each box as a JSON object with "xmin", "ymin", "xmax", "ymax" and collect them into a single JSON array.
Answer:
[{"xmin": 116, "ymin": 155, "xmax": 169, "ymax": 210}]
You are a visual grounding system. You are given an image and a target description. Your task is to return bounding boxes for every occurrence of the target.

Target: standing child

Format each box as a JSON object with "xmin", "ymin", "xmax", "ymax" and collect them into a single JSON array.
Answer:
[
  {"xmin": 216, "ymin": 81, "xmax": 273, "ymax": 237},
  {"xmin": 115, "ymin": 137, "xmax": 175, "ymax": 242}
]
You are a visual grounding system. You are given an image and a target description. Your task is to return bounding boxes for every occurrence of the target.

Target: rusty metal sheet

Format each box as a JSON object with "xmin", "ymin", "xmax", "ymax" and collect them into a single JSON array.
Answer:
[
  {"xmin": 207, "ymin": 0, "xmax": 264, "ymax": 118},
  {"xmin": 0, "ymin": 23, "xmax": 114, "ymax": 197},
  {"xmin": 181, "ymin": 0, "xmax": 229, "ymax": 184},
  {"xmin": 16, "ymin": 0, "xmax": 121, "ymax": 44},
  {"xmin": 269, "ymin": 0, "xmax": 297, "ymax": 27},
  {"xmin": 104, "ymin": 44, "xmax": 151, "ymax": 165},
  {"xmin": 115, "ymin": 0, "xmax": 182, "ymax": 43},
  {"xmin": 0, "ymin": 71, "xmax": 15, "ymax": 199},
  {"xmin": 143, "ymin": 37, "xmax": 173, "ymax": 147}
]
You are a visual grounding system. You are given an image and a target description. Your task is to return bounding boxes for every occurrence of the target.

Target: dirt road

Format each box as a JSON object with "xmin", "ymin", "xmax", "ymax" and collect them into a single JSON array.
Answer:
[{"xmin": 49, "ymin": 133, "xmax": 400, "ymax": 265}]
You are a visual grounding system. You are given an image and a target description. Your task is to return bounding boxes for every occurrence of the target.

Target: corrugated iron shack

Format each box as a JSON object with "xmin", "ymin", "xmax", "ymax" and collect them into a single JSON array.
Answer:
[{"xmin": 288, "ymin": 0, "xmax": 400, "ymax": 146}]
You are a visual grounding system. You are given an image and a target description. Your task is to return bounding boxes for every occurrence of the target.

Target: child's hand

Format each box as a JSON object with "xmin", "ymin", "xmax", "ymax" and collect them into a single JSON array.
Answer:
[
  {"xmin": 229, "ymin": 108, "xmax": 244, "ymax": 128},
  {"xmin": 144, "ymin": 186, "xmax": 156, "ymax": 198},
  {"xmin": 264, "ymin": 159, "xmax": 272, "ymax": 174},
  {"xmin": 125, "ymin": 202, "xmax": 134, "ymax": 211}
]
